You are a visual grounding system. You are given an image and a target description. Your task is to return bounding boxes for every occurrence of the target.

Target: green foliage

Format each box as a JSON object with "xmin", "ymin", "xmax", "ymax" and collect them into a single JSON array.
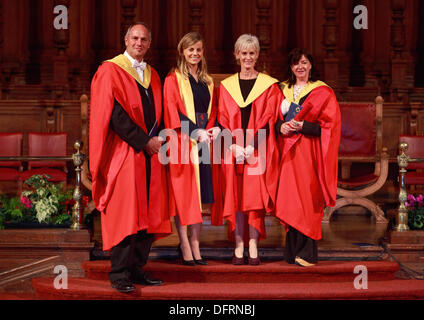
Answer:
[{"xmin": 0, "ymin": 174, "xmax": 74, "ymax": 229}]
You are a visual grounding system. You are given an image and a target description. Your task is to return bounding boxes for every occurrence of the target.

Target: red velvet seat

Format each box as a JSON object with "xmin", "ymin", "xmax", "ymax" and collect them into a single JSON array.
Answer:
[
  {"xmin": 0, "ymin": 132, "xmax": 23, "ymax": 181},
  {"xmin": 323, "ymin": 97, "xmax": 389, "ymax": 223},
  {"xmin": 399, "ymin": 135, "xmax": 424, "ymax": 188},
  {"xmin": 19, "ymin": 132, "xmax": 67, "ymax": 183}
]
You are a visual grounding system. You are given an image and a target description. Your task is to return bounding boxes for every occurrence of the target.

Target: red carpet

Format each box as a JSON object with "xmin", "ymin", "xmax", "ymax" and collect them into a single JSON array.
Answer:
[
  {"xmin": 31, "ymin": 259, "xmax": 424, "ymax": 300},
  {"xmin": 83, "ymin": 260, "xmax": 400, "ymax": 283},
  {"xmin": 0, "ymin": 293, "xmax": 37, "ymax": 300}
]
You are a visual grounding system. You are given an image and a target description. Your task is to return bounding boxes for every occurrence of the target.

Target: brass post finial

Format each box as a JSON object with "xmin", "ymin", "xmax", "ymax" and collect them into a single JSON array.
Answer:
[
  {"xmin": 71, "ymin": 140, "xmax": 86, "ymax": 230},
  {"xmin": 395, "ymin": 141, "xmax": 410, "ymax": 231}
]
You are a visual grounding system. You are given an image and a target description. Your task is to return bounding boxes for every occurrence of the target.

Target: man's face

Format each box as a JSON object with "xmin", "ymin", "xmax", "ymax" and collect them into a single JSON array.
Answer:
[{"xmin": 125, "ymin": 25, "xmax": 151, "ymax": 62}]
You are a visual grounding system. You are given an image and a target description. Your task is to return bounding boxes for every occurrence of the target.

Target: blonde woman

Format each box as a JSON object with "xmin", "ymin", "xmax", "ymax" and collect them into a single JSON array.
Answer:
[
  {"xmin": 163, "ymin": 32, "xmax": 222, "ymax": 266},
  {"xmin": 218, "ymin": 34, "xmax": 283, "ymax": 265}
]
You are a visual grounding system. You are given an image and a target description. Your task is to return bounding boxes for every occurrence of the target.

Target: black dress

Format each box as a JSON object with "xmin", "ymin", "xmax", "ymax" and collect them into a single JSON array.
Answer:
[{"xmin": 186, "ymin": 74, "xmax": 214, "ymax": 204}]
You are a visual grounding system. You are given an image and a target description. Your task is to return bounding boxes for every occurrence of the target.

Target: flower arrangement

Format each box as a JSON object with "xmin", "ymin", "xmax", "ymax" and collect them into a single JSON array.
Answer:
[
  {"xmin": 0, "ymin": 174, "xmax": 89, "ymax": 229},
  {"xmin": 405, "ymin": 194, "xmax": 424, "ymax": 230}
]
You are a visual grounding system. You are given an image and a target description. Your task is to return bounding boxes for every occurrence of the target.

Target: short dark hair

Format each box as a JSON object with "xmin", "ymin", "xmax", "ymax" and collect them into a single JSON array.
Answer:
[{"xmin": 286, "ymin": 48, "xmax": 318, "ymax": 88}]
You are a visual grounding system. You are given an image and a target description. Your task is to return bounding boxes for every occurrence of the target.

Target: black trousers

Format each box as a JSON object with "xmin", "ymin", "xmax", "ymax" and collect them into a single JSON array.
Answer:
[
  {"xmin": 284, "ymin": 226, "xmax": 318, "ymax": 264},
  {"xmin": 109, "ymin": 230, "xmax": 154, "ymax": 282}
]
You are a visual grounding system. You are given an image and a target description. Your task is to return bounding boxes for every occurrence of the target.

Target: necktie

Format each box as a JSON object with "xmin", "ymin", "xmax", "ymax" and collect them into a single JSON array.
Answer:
[
  {"xmin": 132, "ymin": 61, "xmax": 146, "ymax": 82},
  {"xmin": 132, "ymin": 60, "xmax": 146, "ymax": 71}
]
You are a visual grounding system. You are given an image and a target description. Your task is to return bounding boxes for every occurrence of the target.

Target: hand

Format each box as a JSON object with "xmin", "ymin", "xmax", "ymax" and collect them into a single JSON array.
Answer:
[
  {"xmin": 280, "ymin": 122, "xmax": 295, "ymax": 135},
  {"xmin": 207, "ymin": 127, "xmax": 221, "ymax": 140},
  {"xmin": 244, "ymin": 145, "xmax": 254, "ymax": 160},
  {"xmin": 230, "ymin": 144, "xmax": 245, "ymax": 163},
  {"xmin": 289, "ymin": 119, "xmax": 304, "ymax": 131},
  {"xmin": 145, "ymin": 136, "xmax": 162, "ymax": 156},
  {"xmin": 195, "ymin": 129, "xmax": 211, "ymax": 144}
]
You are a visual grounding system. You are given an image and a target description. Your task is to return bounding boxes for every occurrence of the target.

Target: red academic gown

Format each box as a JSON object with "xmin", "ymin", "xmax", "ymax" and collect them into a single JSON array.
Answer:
[
  {"xmin": 275, "ymin": 83, "xmax": 341, "ymax": 240},
  {"xmin": 89, "ymin": 56, "xmax": 172, "ymax": 251},
  {"xmin": 218, "ymin": 73, "xmax": 283, "ymax": 241},
  {"xmin": 163, "ymin": 70, "xmax": 223, "ymax": 226}
]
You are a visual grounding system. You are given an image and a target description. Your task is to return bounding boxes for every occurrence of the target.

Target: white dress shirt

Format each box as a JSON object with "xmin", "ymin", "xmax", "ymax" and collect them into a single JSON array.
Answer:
[{"xmin": 124, "ymin": 51, "xmax": 146, "ymax": 83}]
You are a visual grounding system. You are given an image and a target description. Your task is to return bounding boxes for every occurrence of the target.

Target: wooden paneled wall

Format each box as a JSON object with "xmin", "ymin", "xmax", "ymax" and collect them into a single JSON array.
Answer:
[
  {"xmin": 0, "ymin": 0, "xmax": 423, "ymax": 164},
  {"xmin": 1, "ymin": 0, "xmax": 424, "ymax": 103}
]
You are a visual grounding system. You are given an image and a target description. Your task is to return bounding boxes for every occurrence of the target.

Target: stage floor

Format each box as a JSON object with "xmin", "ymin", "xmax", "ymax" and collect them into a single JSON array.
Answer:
[{"xmin": 152, "ymin": 209, "xmax": 390, "ymax": 250}]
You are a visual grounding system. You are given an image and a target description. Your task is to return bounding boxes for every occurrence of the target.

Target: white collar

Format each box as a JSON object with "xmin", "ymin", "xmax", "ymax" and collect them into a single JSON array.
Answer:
[{"xmin": 124, "ymin": 51, "xmax": 145, "ymax": 66}]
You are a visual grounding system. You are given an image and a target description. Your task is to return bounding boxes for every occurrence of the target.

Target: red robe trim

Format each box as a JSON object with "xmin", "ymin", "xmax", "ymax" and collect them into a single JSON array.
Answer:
[
  {"xmin": 275, "ymin": 85, "xmax": 341, "ymax": 240},
  {"xmin": 163, "ymin": 71, "xmax": 223, "ymax": 226},
  {"xmin": 218, "ymin": 78, "xmax": 283, "ymax": 241},
  {"xmin": 89, "ymin": 60, "xmax": 171, "ymax": 251}
]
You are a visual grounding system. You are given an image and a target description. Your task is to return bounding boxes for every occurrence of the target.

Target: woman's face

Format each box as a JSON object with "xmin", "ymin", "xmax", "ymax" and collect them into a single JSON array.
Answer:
[
  {"xmin": 236, "ymin": 46, "xmax": 259, "ymax": 70},
  {"xmin": 183, "ymin": 41, "xmax": 204, "ymax": 67},
  {"xmin": 291, "ymin": 55, "xmax": 312, "ymax": 81}
]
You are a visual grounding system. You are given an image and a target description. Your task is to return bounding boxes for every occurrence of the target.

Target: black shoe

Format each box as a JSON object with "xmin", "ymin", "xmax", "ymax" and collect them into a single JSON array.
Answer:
[
  {"xmin": 194, "ymin": 259, "xmax": 208, "ymax": 265},
  {"xmin": 111, "ymin": 278, "xmax": 135, "ymax": 293},
  {"xmin": 131, "ymin": 271, "xmax": 163, "ymax": 286},
  {"xmin": 177, "ymin": 244, "xmax": 196, "ymax": 266}
]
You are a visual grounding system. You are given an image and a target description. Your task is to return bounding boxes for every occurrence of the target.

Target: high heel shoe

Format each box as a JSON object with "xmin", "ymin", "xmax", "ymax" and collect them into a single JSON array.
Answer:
[
  {"xmin": 194, "ymin": 259, "xmax": 208, "ymax": 265},
  {"xmin": 232, "ymin": 253, "xmax": 245, "ymax": 265},
  {"xmin": 177, "ymin": 244, "xmax": 196, "ymax": 266},
  {"xmin": 294, "ymin": 256, "xmax": 315, "ymax": 267},
  {"xmin": 248, "ymin": 249, "xmax": 260, "ymax": 266},
  {"xmin": 248, "ymin": 254, "xmax": 260, "ymax": 266}
]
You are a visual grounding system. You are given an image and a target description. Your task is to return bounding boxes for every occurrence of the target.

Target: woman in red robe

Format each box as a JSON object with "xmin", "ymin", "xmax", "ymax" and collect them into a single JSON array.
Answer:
[
  {"xmin": 163, "ymin": 32, "xmax": 222, "ymax": 266},
  {"xmin": 275, "ymin": 48, "xmax": 341, "ymax": 267},
  {"xmin": 218, "ymin": 34, "xmax": 283, "ymax": 265}
]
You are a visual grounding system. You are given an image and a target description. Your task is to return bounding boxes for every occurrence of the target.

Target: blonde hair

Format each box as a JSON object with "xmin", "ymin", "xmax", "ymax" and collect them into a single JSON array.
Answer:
[
  {"xmin": 234, "ymin": 34, "xmax": 260, "ymax": 64},
  {"xmin": 176, "ymin": 32, "xmax": 210, "ymax": 85}
]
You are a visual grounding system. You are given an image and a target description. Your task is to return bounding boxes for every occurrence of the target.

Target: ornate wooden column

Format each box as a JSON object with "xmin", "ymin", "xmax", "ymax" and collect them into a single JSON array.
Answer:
[
  {"xmin": 189, "ymin": 0, "xmax": 204, "ymax": 35},
  {"xmin": 0, "ymin": 0, "xmax": 3, "ymax": 99},
  {"xmin": 349, "ymin": 0, "xmax": 365, "ymax": 87},
  {"xmin": 415, "ymin": 0, "xmax": 424, "ymax": 87},
  {"xmin": 256, "ymin": 0, "xmax": 272, "ymax": 73},
  {"xmin": 52, "ymin": 0, "xmax": 70, "ymax": 99},
  {"xmin": 390, "ymin": 0, "xmax": 408, "ymax": 102},
  {"xmin": 322, "ymin": 0, "xmax": 339, "ymax": 88},
  {"xmin": 121, "ymin": 0, "xmax": 136, "ymax": 51}
]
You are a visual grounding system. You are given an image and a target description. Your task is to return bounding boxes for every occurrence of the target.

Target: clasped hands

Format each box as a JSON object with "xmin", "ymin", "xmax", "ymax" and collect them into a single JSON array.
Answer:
[
  {"xmin": 194, "ymin": 127, "xmax": 221, "ymax": 144},
  {"xmin": 280, "ymin": 119, "xmax": 304, "ymax": 135},
  {"xmin": 230, "ymin": 144, "xmax": 255, "ymax": 163}
]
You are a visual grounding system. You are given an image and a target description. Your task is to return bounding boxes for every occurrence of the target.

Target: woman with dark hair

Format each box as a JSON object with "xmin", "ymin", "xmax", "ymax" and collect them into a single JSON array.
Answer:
[{"xmin": 275, "ymin": 48, "xmax": 341, "ymax": 267}]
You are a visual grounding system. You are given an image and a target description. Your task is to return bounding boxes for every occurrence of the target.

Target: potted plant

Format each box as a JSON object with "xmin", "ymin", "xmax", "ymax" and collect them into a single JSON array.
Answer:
[
  {"xmin": 0, "ymin": 174, "xmax": 88, "ymax": 229},
  {"xmin": 406, "ymin": 194, "xmax": 424, "ymax": 230}
]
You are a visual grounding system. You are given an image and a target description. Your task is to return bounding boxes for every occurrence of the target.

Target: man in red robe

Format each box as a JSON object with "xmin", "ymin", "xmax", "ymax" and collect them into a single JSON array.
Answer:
[{"xmin": 89, "ymin": 23, "xmax": 171, "ymax": 293}]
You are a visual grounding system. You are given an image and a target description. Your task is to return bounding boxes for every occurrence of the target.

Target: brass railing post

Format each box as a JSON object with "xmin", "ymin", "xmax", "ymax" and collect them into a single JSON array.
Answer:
[
  {"xmin": 71, "ymin": 140, "xmax": 86, "ymax": 230},
  {"xmin": 395, "ymin": 142, "xmax": 410, "ymax": 231}
]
